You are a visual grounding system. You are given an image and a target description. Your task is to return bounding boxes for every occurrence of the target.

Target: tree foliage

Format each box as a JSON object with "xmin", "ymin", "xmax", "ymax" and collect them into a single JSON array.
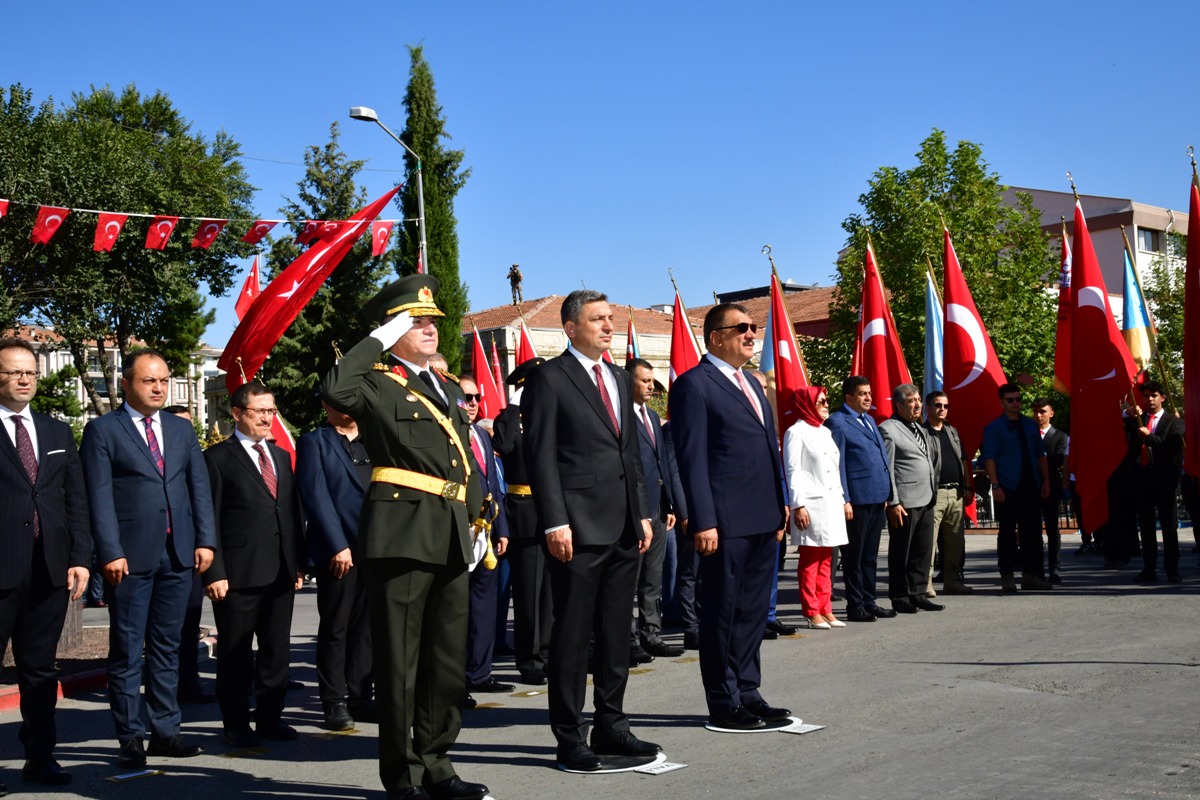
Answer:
[
  {"xmin": 1141, "ymin": 230, "xmax": 1187, "ymax": 402},
  {"xmin": 29, "ymin": 363, "xmax": 85, "ymax": 419},
  {"xmin": 807, "ymin": 129, "xmax": 1059, "ymax": 402},
  {"xmin": 398, "ymin": 45, "xmax": 470, "ymax": 373},
  {"xmin": 0, "ymin": 83, "xmax": 255, "ymax": 413},
  {"xmin": 258, "ymin": 123, "xmax": 401, "ymax": 431}
]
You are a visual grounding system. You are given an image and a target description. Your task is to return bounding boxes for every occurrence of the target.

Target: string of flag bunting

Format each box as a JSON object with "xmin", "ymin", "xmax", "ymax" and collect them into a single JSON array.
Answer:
[{"xmin": 0, "ymin": 196, "xmax": 407, "ymax": 256}]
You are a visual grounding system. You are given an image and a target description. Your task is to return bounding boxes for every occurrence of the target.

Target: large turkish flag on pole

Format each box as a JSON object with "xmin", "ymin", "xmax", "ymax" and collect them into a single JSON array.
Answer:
[
  {"xmin": 941, "ymin": 227, "xmax": 1006, "ymax": 461},
  {"xmin": 1184, "ymin": 169, "xmax": 1200, "ymax": 477},
  {"xmin": 1069, "ymin": 200, "xmax": 1137, "ymax": 532},
  {"xmin": 668, "ymin": 290, "xmax": 702, "ymax": 386},
  {"xmin": 851, "ymin": 241, "xmax": 911, "ymax": 422},
  {"xmin": 233, "ymin": 256, "xmax": 261, "ymax": 321},
  {"xmin": 768, "ymin": 272, "xmax": 810, "ymax": 435},
  {"xmin": 471, "ymin": 327, "xmax": 503, "ymax": 421}
]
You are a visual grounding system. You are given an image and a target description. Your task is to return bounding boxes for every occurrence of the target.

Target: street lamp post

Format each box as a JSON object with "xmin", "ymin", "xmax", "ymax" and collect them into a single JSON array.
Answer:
[{"xmin": 349, "ymin": 105, "xmax": 428, "ymax": 274}]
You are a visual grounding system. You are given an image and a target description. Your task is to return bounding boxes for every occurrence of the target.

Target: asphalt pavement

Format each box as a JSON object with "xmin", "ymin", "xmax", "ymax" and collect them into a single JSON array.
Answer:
[{"xmin": 3, "ymin": 530, "xmax": 1199, "ymax": 800}]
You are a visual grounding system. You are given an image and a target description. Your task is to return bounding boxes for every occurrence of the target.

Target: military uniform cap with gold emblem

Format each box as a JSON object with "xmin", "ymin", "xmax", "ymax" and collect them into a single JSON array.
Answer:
[
  {"xmin": 505, "ymin": 356, "xmax": 546, "ymax": 387},
  {"xmin": 363, "ymin": 273, "xmax": 444, "ymax": 325}
]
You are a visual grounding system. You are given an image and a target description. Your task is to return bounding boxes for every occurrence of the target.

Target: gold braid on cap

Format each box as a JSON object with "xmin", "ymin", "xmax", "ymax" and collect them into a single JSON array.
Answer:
[{"xmin": 386, "ymin": 285, "xmax": 444, "ymax": 317}]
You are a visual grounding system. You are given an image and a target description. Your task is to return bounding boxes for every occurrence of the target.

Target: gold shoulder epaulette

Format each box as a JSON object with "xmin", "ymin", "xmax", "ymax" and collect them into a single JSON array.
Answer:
[
  {"xmin": 372, "ymin": 363, "xmax": 388, "ymax": 371},
  {"xmin": 434, "ymin": 368, "xmax": 460, "ymax": 385}
]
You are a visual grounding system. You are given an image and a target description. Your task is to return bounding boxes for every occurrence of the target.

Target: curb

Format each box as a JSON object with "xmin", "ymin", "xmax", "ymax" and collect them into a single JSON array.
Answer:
[{"xmin": 0, "ymin": 635, "xmax": 218, "ymax": 714}]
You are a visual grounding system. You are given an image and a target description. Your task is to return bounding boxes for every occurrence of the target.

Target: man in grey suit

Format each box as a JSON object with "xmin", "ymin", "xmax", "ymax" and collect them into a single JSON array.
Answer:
[{"xmin": 878, "ymin": 384, "xmax": 943, "ymax": 614}]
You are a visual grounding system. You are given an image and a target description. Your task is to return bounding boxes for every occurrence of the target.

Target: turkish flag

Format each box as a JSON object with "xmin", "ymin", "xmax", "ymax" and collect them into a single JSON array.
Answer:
[
  {"xmin": 601, "ymin": 348, "xmax": 614, "ymax": 364},
  {"xmin": 490, "ymin": 338, "xmax": 508, "ymax": 412},
  {"xmin": 233, "ymin": 256, "xmax": 261, "ymax": 321},
  {"xmin": 93, "ymin": 212, "xmax": 127, "ymax": 252},
  {"xmin": 269, "ymin": 412, "xmax": 297, "ymax": 470},
  {"xmin": 315, "ymin": 221, "xmax": 346, "ymax": 242},
  {"xmin": 669, "ymin": 290, "xmax": 701, "ymax": 386},
  {"xmin": 219, "ymin": 188, "xmax": 399, "ymax": 392},
  {"xmin": 296, "ymin": 220, "xmax": 321, "ymax": 245},
  {"xmin": 1070, "ymin": 200, "xmax": 1137, "ymax": 532},
  {"xmin": 0, "ymin": 199, "xmax": 8, "ymax": 219},
  {"xmin": 472, "ymin": 327, "xmax": 503, "ymax": 421},
  {"xmin": 241, "ymin": 220, "xmax": 277, "ymax": 245},
  {"xmin": 851, "ymin": 242, "xmax": 911, "ymax": 423},
  {"xmin": 192, "ymin": 218, "xmax": 228, "ymax": 249},
  {"xmin": 1053, "ymin": 223, "xmax": 1073, "ymax": 395},
  {"xmin": 1184, "ymin": 172, "xmax": 1200, "ymax": 477},
  {"xmin": 145, "ymin": 215, "xmax": 179, "ymax": 250},
  {"xmin": 371, "ymin": 220, "xmax": 394, "ymax": 256},
  {"xmin": 769, "ymin": 272, "xmax": 810, "ymax": 435},
  {"xmin": 941, "ymin": 228, "xmax": 1006, "ymax": 461},
  {"xmin": 625, "ymin": 313, "xmax": 640, "ymax": 367},
  {"xmin": 516, "ymin": 319, "xmax": 538, "ymax": 365},
  {"xmin": 30, "ymin": 205, "xmax": 69, "ymax": 246}
]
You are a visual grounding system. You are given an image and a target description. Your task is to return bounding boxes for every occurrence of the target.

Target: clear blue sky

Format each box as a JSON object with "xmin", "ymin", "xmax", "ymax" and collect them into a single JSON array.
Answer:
[{"xmin": 3, "ymin": 1, "xmax": 1196, "ymax": 345}]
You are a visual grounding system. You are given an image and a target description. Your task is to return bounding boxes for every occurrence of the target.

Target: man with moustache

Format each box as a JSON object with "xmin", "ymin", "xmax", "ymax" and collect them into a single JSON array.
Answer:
[
  {"xmin": 522, "ymin": 290, "xmax": 656, "ymax": 770},
  {"xmin": 322, "ymin": 275, "xmax": 487, "ymax": 800},
  {"xmin": 203, "ymin": 382, "xmax": 305, "ymax": 746},
  {"xmin": 0, "ymin": 338, "xmax": 92, "ymax": 790},
  {"xmin": 81, "ymin": 348, "xmax": 216, "ymax": 766},
  {"xmin": 669, "ymin": 304, "xmax": 790, "ymax": 730},
  {"xmin": 923, "ymin": 391, "xmax": 973, "ymax": 595}
]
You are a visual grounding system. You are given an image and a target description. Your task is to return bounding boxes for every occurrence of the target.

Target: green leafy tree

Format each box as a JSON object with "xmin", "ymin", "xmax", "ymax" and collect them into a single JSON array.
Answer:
[
  {"xmin": 0, "ymin": 83, "xmax": 255, "ymax": 413},
  {"xmin": 29, "ymin": 363, "xmax": 85, "ymax": 419},
  {"xmin": 258, "ymin": 123, "xmax": 401, "ymax": 431},
  {"xmin": 1141, "ymin": 230, "xmax": 1187, "ymax": 402},
  {"xmin": 809, "ymin": 129, "xmax": 1058, "ymax": 401},
  {"xmin": 397, "ymin": 45, "xmax": 470, "ymax": 373}
]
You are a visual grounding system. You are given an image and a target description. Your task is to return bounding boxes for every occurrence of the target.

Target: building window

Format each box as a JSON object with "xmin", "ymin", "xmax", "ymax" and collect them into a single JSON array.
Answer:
[{"xmin": 1138, "ymin": 228, "xmax": 1163, "ymax": 253}]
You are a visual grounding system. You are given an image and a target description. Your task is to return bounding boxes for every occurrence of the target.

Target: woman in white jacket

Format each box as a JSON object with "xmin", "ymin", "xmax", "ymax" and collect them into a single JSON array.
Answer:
[{"xmin": 782, "ymin": 386, "xmax": 849, "ymax": 629}]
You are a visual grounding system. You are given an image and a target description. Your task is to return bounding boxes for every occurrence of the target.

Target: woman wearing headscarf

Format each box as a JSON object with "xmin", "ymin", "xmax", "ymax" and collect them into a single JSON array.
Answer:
[{"xmin": 782, "ymin": 386, "xmax": 849, "ymax": 629}]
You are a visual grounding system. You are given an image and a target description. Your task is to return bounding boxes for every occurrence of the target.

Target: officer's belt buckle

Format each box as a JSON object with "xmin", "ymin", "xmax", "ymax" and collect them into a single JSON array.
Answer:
[{"xmin": 441, "ymin": 481, "xmax": 462, "ymax": 500}]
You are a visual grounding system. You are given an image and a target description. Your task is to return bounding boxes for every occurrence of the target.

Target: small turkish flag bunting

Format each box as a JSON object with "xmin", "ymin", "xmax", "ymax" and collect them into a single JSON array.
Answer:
[
  {"xmin": 296, "ymin": 220, "xmax": 321, "ymax": 245},
  {"xmin": 145, "ymin": 215, "xmax": 179, "ymax": 250},
  {"xmin": 93, "ymin": 213, "xmax": 128, "ymax": 252},
  {"xmin": 316, "ymin": 221, "xmax": 345, "ymax": 241},
  {"xmin": 241, "ymin": 220, "xmax": 277, "ymax": 245},
  {"xmin": 192, "ymin": 218, "xmax": 228, "ymax": 249},
  {"xmin": 371, "ymin": 221, "xmax": 394, "ymax": 256},
  {"xmin": 31, "ymin": 206, "xmax": 70, "ymax": 246}
]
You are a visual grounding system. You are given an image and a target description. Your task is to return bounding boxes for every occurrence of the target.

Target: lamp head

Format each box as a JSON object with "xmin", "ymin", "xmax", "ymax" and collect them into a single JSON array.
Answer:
[{"xmin": 349, "ymin": 106, "xmax": 379, "ymax": 122}]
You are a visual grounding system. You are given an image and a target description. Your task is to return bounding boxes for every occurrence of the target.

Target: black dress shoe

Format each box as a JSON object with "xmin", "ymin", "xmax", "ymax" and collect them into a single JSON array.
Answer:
[
  {"xmin": 388, "ymin": 788, "xmax": 432, "ymax": 800},
  {"xmin": 710, "ymin": 705, "xmax": 765, "ymax": 730},
  {"xmin": 147, "ymin": 734, "xmax": 203, "ymax": 758},
  {"xmin": 257, "ymin": 721, "xmax": 299, "ymax": 741},
  {"xmin": 867, "ymin": 605, "xmax": 897, "ymax": 618},
  {"xmin": 761, "ymin": 627, "xmax": 779, "ymax": 640},
  {"xmin": 846, "ymin": 609, "xmax": 876, "ymax": 622},
  {"xmin": 1167, "ymin": 573, "xmax": 1184, "ymax": 583},
  {"xmin": 22, "ymin": 759, "xmax": 71, "ymax": 786},
  {"xmin": 467, "ymin": 677, "xmax": 514, "ymax": 693},
  {"xmin": 642, "ymin": 639, "xmax": 685, "ymax": 658},
  {"xmin": 591, "ymin": 729, "xmax": 661, "ymax": 756},
  {"xmin": 464, "ymin": 694, "xmax": 477, "ymax": 710},
  {"xmin": 1048, "ymin": 570, "xmax": 1063, "ymax": 584},
  {"xmin": 426, "ymin": 775, "xmax": 489, "ymax": 800},
  {"xmin": 629, "ymin": 644, "xmax": 655, "ymax": 665},
  {"xmin": 223, "ymin": 727, "xmax": 261, "ymax": 748},
  {"xmin": 1135, "ymin": 570, "xmax": 1158, "ymax": 583},
  {"xmin": 891, "ymin": 598, "xmax": 919, "ymax": 614},
  {"xmin": 117, "ymin": 737, "xmax": 147, "ymax": 767},
  {"xmin": 557, "ymin": 744, "xmax": 602, "ymax": 771},
  {"xmin": 766, "ymin": 619, "xmax": 798, "ymax": 636},
  {"xmin": 348, "ymin": 698, "xmax": 379, "ymax": 723},
  {"xmin": 912, "ymin": 596, "xmax": 944, "ymax": 611},
  {"xmin": 324, "ymin": 702, "xmax": 355, "ymax": 731},
  {"xmin": 745, "ymin": 699, "xmax": 792, "ymax": 722},
  {"xmin": 683, "ymin": 631, "xmax": 701, "ymax": 650},
  {"xmin": 518, "ymin": 668, "xmax": 548, "ymax": 685}
]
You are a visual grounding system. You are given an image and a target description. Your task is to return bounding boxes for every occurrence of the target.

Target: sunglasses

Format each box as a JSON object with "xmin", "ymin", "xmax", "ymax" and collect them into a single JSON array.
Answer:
[
  {"xmin": 1003, "ymin": 396, "xmax": 1022, "ymax": 404},
  {"xmin": 716, "ymin": 322, "xmax": 759, "ymax": 335},
  {"xmin": 462, "ymin": 393, "xmax": 481, "ymax": 403},
  {"xmin": 932, "ymin": 402, "xmax": 950, "ymax": 409}
]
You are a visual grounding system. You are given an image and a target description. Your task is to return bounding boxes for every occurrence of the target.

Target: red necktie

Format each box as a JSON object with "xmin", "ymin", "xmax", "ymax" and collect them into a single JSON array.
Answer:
[
  {"xmin": 254, "ymin": 442, "xmax": 278, "ymax": 499},
  {"xmin": 470, "ymin": 430, "xmax": 488, "ymax": 477},
  {"xmin": 735, "ymin": 370, "xmax": 764, "ymax": 425},
  {"xmin": 1140, "ymin": 414, "xmax": 1158, "ymax": 466},
  {"xmin": 13, "ymin": 415, "xmax": 39, "ymax": 537},
  {"xmin": 593, "ymin": 364, "xmax": 620, "ymax": 434},
  {"xmin": 143, "ymin": 416, "xmax": 171, "ymax": 535},
  {"xmin": 641, "ymin": 406, "xmax": 656, "ymax": 449}
]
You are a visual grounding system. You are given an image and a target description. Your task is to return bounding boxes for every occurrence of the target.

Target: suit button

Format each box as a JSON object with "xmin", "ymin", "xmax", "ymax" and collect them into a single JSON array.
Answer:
[
  {"xmin": 392, "ymin": 492, "xmax": 399, "ymax": 499},
  {"xmin": 451, "ymin": 459, "xmax": 458, "ymax": 467},
  {"xmin": 412, "ymin": 413, "xmax": 419, "ymax": 419}
]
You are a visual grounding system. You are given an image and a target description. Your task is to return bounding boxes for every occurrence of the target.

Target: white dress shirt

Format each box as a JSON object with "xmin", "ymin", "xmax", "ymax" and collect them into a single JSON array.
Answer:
[
  {"xmin": 0, "ymin": 403, "xmax": 38, "ymax": 462},
  {"xmin": 233, "ymin": 428, "xmax": 271, "ymax": 477}
]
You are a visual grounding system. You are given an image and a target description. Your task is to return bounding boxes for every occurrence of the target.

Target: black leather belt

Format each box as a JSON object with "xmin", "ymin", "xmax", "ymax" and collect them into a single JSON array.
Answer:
[{"xmin": 938, "ymin": 482, "xmax": 960, "ymax": 489}]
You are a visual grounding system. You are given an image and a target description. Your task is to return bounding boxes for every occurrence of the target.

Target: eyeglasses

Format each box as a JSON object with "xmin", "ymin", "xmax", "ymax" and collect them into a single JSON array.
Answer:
[
  {"xmin": 715, "ymin": 322, "xmax": 759, "ymax": 335},
  {"xmin": 1002, "ymin": 396, "xmax": 1022, "ymax": 404},
  {"xmin": 462, "ymin": 393, "xmax": 481, "ymax": 403},
  {"xmin": 236, "ymin": 406, "xmax": 279, "ymax": 416},
  {"xmin": 0, "ymin": 370, "xmax": 38, "ymax": 380},
  {"xmin": 932, "ymin": 402, "xmax": 950, "ymax": 409}
]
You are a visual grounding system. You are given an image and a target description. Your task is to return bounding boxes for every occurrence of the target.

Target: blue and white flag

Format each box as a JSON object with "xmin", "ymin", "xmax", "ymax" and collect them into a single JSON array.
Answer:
[{"xmin": 923, "ymin": 269, "xmax": 944, "ymax": 402}]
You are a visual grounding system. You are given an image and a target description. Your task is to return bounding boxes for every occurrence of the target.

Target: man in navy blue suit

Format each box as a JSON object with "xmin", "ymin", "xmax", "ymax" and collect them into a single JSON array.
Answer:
[
  {"xmin": 669, "ymin": 303, "xmax": 790, "ymax": 731},
  {"xmin": 81, "ymin": 348, "xmax": 216, "ymax": 766},
  {"xmin": 824, "ymin": 376, "xmax": 894, "ymax": 623},
  {"xmin": 297, "ymin": 401, "xmax": 374, "ymax": 731},
  {"xmin": 0, "ymin": 338, "xmax": 92, "ymax": 790},
  {"xmin": 628, "ymin": 359, "xmax": 687, "ymax": 659}
]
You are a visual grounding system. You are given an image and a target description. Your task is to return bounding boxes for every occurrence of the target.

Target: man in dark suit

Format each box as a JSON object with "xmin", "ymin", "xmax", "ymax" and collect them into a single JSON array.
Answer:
[
  {"xmin": 322, "ymin": 275, "xmax": 488, "ymax": 800},
  {"xmin": 1032, "ymin": 398, "xmax": 1069, "ymax": 583},
  {"xmin": 81, "ymin": 348, "xmax": 216, "ymax": 766},
  {"xmin": 669, "ymin": 304, "xmax": 790, "ymax": 731},
  {"xmin": 522, "ymin": 290, "xmax": 655, "ymax": 770},
  {"xmin": 824, "ymin": 376, "xmax": 893, "ymax": 622},
  {"xmin": 0, "ymin": 338, "xmax": 92, "ymax": 790},
  {"xmin": 878, "ymin": 384, "xmax": 942, "ymax": 615},
  {"xmin": 491, "ymin": 358, "xmax": 553, "ymax": 686},
  {"xmin": 459, "ymin": 377, "xmax": 512, "ymax": 697},
  {"xmin": 1128, "ymin": 381, "xmax": 1184, "ymax": 583},
  {"xmin": 297, "ymin": 401, "xmax": 373, "ymax": 731},
  {"xmin": 203, "ymin": 382, "xmax": 305, "ymax": 747},
  {"xmin": 924, "ymin": 391, "xmax": 973, "ymax": 595},
  {"xmin": 628, "ymin": 358, "xmax": 687, "ymax": 659}
]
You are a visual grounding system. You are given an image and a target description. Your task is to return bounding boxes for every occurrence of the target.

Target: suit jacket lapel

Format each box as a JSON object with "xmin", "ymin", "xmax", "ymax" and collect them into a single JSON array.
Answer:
[
  {"xmin": 637, "ymin": 406, "xmax": 658, "ymax": 452},
  {"xmin": 702, "ymin": 358, "xmax": 761, "ymax": 425},
  {"xmin": 230, "ymin": 437, "xmax": 274, "ymax": 497},
  {"xmin": 117, "ymin": 405, "xmax": 163, "ymax": 474},
  {"xmin": 325, "ymin": 425, "xmax": 364, "ymax": 490},
  {"xmin": 560, "ymin": 352, "xmax": 618, "ymax": 437},
  {"xmin": 0, "ymin": 416, "xmax": 29, "ymax": 484}
]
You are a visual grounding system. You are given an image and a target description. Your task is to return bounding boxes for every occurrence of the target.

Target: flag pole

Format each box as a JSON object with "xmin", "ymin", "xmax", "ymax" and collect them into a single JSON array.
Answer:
[
  {"xmin": 762, "ymin": 244, "xmax": 810, "ymax": 379},
  {"xmin": 668, "ymin": 267, "xmax": 703, "ymax": 355}
]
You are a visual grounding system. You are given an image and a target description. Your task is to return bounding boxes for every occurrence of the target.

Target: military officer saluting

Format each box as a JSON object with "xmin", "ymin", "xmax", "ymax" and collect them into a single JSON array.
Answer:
[{"xmin": 321, "ymin": 275, "xmax": 487, "ymax": 800}]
